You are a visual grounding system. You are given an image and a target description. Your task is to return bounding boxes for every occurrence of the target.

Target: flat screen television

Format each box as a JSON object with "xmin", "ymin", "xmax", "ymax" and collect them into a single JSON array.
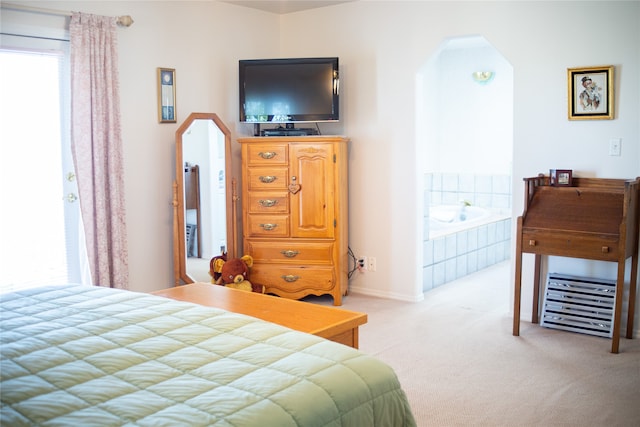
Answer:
[{"xmin": 239, "ymin": 57, "xmax": 339, "ymax": 125}]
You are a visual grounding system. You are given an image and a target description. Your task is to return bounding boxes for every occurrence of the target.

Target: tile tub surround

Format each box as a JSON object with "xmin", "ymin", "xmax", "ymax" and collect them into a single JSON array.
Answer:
[
  {"xmin": 425, "ymin": 173, "xmax": 511, "ymax": 210},
  {"xmin": 423, "ymin": 173, "xmax": 512, "ymax": 291},
  {"xmin": 423, "ymin": 217, "xmax": 511, "ymax": 291}
]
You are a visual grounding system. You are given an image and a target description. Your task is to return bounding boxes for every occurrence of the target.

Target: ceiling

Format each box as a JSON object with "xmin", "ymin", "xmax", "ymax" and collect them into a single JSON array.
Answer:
[{"xmin": 222, "ymin": 1, "xmax": 354, "ymax": 15}]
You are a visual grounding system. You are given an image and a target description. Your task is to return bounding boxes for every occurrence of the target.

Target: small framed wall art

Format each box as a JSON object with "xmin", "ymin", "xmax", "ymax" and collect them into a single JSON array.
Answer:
[
  {"xmin": 157, "ymin": 67, "xmax": 176, "ymax": 123},
  {"xmin": 550, "ymin": 169, "xmax": 573, "ymax": 187},
  {"xmin": 567, "ymin": 65, "xmax": 613, "ymax": 120}
]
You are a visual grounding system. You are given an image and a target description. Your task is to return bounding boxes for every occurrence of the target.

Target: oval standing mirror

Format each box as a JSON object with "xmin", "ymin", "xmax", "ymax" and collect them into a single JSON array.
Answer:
[{"xmin": 173, "ymin": 113, "xmax": 236, "ymax": 285}]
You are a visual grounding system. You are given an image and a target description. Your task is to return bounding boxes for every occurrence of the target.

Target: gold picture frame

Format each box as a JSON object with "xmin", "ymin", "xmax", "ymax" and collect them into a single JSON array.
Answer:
[
  {"xmin": 567, "ymin": 65, "xmax": 613, "ymax": 120},
  {"xmin": 157, "ymin": 67, "xmax": 176, "ymax": 123}
]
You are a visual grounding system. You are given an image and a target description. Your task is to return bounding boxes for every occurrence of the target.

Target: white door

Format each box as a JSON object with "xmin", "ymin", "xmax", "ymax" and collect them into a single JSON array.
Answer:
[{"xmin": 0, "ymin": 43, "xmax": 91, "ymax": 292}]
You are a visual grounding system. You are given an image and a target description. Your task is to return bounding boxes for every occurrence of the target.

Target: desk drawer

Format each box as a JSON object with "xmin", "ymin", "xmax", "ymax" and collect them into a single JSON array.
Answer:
[
  {"xmin": 521, "ymin": 230, "xmax": 619, "ymax": 261},
  {"xmin": 246, "ymin": 240, "xmax": 334, "ymax": 264}
]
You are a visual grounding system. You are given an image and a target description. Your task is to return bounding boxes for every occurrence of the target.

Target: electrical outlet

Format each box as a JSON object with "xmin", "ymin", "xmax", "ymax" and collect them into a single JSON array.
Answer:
[
  {"xmin": 358, "ymin": 256, "xmax": 367, "ymax": 271},
  {"xmin": 609, "ymin": 138, "xmax": 621, "ymax": 156},
  {"xmin": 368, "ymin": 257, "xmax": 376, "ymax": 272}
]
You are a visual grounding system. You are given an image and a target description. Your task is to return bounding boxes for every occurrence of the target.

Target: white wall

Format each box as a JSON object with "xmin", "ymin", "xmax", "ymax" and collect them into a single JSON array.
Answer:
[
  {"xmin": 10, "ymin": 2, "xmax": 639, "ymax": 331},
  {"xmin": 428, "ymin": 39, "xmax": 513, "ymax": 175}
]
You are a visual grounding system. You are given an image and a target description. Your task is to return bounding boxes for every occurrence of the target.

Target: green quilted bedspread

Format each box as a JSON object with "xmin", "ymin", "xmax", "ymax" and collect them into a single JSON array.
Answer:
[{"xmin": 1, "ymin": 284, "xmax": 416, "ymax": 426}]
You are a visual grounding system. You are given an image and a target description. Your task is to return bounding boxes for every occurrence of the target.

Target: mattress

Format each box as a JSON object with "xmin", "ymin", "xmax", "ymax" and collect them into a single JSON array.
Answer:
[{"xmin": 1, "ymin": 284, "xmax": 416, "ymax": 426}]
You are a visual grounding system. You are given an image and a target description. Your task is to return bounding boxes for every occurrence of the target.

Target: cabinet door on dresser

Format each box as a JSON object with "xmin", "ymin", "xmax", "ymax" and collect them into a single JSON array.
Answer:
[
  {"xmin": 290, "ymin": 143, "xmax": 335, "ymax": 239},
  {"xmin": 238, "ymin": 136, "xmax": 348, "ymax": 305}
]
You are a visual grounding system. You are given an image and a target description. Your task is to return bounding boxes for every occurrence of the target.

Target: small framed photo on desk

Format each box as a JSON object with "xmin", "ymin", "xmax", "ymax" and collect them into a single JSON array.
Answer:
[{"xmin": 550, "ymin": 169, "xmax": 573, "ymax": 187}]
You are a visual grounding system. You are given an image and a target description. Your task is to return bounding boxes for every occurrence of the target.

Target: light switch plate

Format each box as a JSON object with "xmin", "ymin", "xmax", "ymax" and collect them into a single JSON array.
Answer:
[{"xmin": 609, "ymin": 138, "xmax": 621, "ymax": 156}]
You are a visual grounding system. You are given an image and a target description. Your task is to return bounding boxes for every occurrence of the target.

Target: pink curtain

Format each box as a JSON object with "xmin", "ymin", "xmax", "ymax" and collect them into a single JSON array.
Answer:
[{"xmin": 70, "ymin": 13, "xmax": 129, "ymax": 289}]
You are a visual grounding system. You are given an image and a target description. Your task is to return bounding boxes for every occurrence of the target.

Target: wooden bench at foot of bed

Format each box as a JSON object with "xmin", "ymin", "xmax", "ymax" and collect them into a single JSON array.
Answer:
[{"xmin": 154, "ymin": 283, "xmax": 368, "ymax": 349}]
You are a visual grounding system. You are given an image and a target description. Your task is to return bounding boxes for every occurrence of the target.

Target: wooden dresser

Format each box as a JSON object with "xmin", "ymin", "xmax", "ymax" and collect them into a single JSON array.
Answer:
[
  {"xmin": 513, "ymin": 175, "xmax": 640, "ymax": 353},
  {"xmin": 238, "ymin": 136, "xmax": 349, "ymax": 305}
]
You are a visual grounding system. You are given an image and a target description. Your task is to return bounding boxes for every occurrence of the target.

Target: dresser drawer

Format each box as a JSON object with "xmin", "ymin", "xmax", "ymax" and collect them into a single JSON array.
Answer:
[
  {"xmin": 247, "ymin": 167, "xmax": 288, "ymax": 190},
  {"xmin": 246, "ymin": 215, "xmax": 289, "ymax": 237},
  {"xmin": 521, "ymin": 229, "xmax": 619, "ymax": 261},
  {"xmin": 251, "ymin": 265, "xmax": 335, "ymax": 293},
  {"xmin": 247, "ymin": 191, "xmax": 289, "ymax": 213},
  {"xmin": 246, "ymin": 144, "xmax": 288, "ymax": 166},
  {"xmin": 246, "ymin": 240, "xmax": 334, "ymax": 264}
]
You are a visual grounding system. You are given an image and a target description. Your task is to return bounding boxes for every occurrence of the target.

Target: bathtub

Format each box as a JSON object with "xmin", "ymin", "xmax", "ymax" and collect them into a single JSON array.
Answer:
[
  {"xmin": 423, "ymin": 204, "xmax": 512, "ymax": 290},
  {"xmin": 428, "ymin": 205, "xmax": 508, "ymax": 238}
]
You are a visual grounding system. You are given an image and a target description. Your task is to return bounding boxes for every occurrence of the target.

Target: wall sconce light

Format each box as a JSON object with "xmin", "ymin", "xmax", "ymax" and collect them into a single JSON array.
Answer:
[{"xmin": 472, "ymin": 71, "xmax": 495, "ymax": 84}]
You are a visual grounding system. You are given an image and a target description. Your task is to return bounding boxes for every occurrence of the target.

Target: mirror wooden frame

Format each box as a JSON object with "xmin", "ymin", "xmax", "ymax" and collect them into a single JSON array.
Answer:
[{"xmin": 173, "ymin": 113, "xmax": 236, "ymax": 285}]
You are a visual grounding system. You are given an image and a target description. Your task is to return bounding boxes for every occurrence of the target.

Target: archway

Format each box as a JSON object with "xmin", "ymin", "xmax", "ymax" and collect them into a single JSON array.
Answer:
[{"xmin": 417, "ymin": 35, "xmax": 514, "ymax": 292}]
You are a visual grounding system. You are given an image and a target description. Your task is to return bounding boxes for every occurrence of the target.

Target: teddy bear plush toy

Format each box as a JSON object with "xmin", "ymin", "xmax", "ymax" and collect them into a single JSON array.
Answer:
[{"xmin": 209, "ymin": 253, "xmax": 265, "ymax": 293}]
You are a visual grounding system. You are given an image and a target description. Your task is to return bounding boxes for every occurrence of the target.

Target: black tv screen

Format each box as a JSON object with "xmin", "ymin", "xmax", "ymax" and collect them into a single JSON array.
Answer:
[{"xmin": 239, "ymin": 57, "xmax": 339, "ymax": 124}]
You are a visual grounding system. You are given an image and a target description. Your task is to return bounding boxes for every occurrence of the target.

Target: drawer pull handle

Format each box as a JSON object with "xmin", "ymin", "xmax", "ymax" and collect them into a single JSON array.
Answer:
[
  {"xmin": 259, "ymin": 199, "xmax": 278, "ymax": 207},
  {"xmin": 258, "ymin": 151, "xmax": 277, "ymax": 159},
  {"xmin": 602, "ymin": 246, "xmax": 609, "ymax": 253},
  {"xmin": 260, "ymin": 223, "xmax": 278, "ymax": 231},
  {"xmin": 259, "ymin": 175, "xmax": 277, "ymax": 183},
  {"xmin": 280, "ymin": 250, "xmax": 299, "ymax": 258},
  {"xmin": 281, "ymin": 275, "xmax": 300, "ymax": 282},
  {"xmin": 529, "ymin": 240, "xmax": 536, "ymax": 246}
]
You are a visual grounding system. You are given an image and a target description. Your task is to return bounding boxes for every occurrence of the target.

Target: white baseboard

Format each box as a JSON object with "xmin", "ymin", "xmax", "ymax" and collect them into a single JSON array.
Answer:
[{"xmin": 348, "ymin": 285, "xmax": 424, "ymax": 303}]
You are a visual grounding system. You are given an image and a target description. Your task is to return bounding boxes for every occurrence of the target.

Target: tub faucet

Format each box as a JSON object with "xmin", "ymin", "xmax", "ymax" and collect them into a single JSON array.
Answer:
[{"xmin": 459, "ymin": 199, "xmax": 470, "ymax": 221}]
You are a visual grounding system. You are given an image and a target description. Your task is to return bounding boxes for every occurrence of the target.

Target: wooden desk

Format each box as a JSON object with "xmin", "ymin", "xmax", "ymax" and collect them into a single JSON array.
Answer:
[
  {"xmin": 513, "ymin": 175, "xmax": 640, "ymax": 353},
  {"xmin": 153, "ymin": 283, "xmax": 367, "ymax": 349}
]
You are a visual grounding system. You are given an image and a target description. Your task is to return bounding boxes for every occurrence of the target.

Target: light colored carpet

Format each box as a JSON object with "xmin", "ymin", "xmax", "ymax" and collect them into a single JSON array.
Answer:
[
  {"xmin": 307, "ymin": 261, "xmax": 640, "ymax": 426},
  {"xmin": 186, "ymin": 257, "xmax": 212, "ymax": 282}
]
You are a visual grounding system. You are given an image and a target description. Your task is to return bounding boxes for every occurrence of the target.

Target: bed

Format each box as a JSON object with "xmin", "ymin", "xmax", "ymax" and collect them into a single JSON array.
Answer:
[{"xmin": 0, "ymin": 284, "xmax": 416, "ymax": 426}]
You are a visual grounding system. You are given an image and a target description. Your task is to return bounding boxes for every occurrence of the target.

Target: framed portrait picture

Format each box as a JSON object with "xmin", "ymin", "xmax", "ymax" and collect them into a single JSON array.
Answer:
[
  {"xmin": 549, "ymin": 169, "xmax": 573, "ymax": 187},
  {"xmin": 567, "ymin": 65, "xmax": 613, "ymax": 120},
  {"xmin": 157, "ymin": 68, "xmax": 176, "ymax": 123}
]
